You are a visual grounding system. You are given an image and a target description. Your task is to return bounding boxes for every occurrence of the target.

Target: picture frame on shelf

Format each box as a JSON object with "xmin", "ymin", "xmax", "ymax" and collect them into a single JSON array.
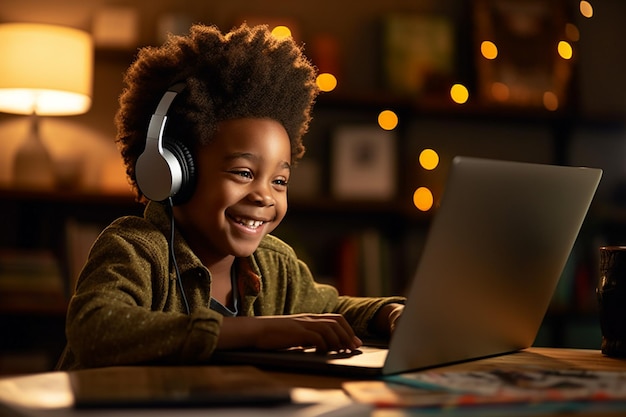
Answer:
[
  {"xmin": 331, "ymin": 125, "xmax": 396, "ymax": 201},
  {"xmin": 473, "ymin": 0, "xmax": 574, "ymax": 110},
  {"xmin": 382, "ymin": 14, "xmax": 455, "ymax": 97}
]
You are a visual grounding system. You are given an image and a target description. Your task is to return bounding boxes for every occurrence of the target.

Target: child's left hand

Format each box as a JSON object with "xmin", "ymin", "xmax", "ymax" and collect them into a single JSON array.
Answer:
[{"xmin": 373, "ymin": 303, "xmax": 404, "ymax": 336}]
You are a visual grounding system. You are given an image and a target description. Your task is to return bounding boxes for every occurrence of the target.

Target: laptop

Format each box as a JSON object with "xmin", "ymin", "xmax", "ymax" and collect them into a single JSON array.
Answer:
[{"xmin": 213, "ymin": 156, "xmax": 602, "ymax": 376}]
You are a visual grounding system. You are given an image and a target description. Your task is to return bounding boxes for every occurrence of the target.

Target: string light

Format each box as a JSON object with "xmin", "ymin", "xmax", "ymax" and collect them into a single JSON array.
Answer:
[
  {"xmin": 480, "ymin": 41, "xmax": 498, "ymax": 60},
  {"xmin": 450, "ymin": 84, "xmax": 469, "ymax": 104},
  {"xmin": 419, "ymin": 149, "xmax": 439, "ymax": 170},
  {"xmin": 378, "ymin": 110, "xmax": 398, "ymax": 130},
  {"xmin": 558, "ymin": 41, "xmax": 573, "ymax": 60},
  {"xmin": 580, "ymin": 1, "xmax": 593, "ymax": 18},
  {"xmin": 271, "ymin": 26, "xmax": 292, "ymax": 39},
  {"xmin": 316, "ymin": 73, "xmax": 337, "ymax": 92},
  {"xmin": 413, "ymin": 187, "xmax": 434, "ymax": 211}
]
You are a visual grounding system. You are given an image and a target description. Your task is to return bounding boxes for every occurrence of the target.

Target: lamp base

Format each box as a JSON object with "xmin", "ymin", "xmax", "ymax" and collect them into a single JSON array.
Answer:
[{"xmin": 13, "ymin": 116, "xmax": 56, "ymax": 190}]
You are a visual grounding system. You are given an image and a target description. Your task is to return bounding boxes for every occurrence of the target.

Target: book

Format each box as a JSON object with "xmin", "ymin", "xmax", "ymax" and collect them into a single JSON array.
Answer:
[
  {"xmin": 0, "ymin": 249, "xmax": 66, "ymax": 313},
  {"xmin": 64, "ymin": 218, "xmax": 102, "ymax": 295}
]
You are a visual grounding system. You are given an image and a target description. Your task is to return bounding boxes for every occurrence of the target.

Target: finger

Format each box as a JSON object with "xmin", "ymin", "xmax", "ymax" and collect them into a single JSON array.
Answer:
[
  {"xmin": 301, "ymin": 330, "xmax": 329, "ymax": 353},
  {"xmin": 322, "ymin": 314, "xmax": 361, "ymax": 350},
  {"xmin": 313, "ymin": 317, "xmax": 359, "ymax": 352}
]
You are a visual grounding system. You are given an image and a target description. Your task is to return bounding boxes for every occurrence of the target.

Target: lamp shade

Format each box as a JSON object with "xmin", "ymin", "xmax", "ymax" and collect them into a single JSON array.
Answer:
[{"xmin": 0, "ymin": 23, "xmax": 93, "ymax": 116}]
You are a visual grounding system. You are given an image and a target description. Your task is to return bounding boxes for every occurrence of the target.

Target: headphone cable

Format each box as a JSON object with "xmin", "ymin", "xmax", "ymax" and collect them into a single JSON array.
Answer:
[{"xmin": 167, "ymin": 197, "xmax": 190, "ymax": 315}]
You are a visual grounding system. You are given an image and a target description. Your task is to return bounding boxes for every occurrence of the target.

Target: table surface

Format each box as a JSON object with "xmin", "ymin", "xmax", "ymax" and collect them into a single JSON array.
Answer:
[
  {"xmin": 1, "ymin": 347, "xmax": 626, "ymax": 416},
  {"xmin": 269, "ymin": 346, "xmax": 626, "ymax": 389}
]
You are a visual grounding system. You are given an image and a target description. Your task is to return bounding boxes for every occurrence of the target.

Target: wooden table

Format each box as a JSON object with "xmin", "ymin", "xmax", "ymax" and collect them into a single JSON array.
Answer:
[
  {"xmin": 0, "ymin": 347, "xmax": 625, "ymax": 416},
  {"xmin": 269, "ymin": 347, "xmax": 626, "ymax": 388}
]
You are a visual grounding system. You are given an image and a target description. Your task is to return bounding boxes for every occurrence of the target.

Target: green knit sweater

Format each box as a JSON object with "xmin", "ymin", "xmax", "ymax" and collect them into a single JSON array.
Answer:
[{"xmin": 57, "ymin": 201, "xmax": 404, "ymax": 370}]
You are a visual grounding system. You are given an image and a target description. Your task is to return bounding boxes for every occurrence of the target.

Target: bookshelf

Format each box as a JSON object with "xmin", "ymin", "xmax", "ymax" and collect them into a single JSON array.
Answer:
[
  {"xmin": 0, "ymin": 188, "xmax": 143, "ymax": 374},
  {"xmin": 1, "ymin": 85, "xmax": 621, "ymax": 373}
]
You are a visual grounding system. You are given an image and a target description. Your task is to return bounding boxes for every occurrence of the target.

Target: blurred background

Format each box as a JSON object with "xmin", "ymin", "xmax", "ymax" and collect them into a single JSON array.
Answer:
[{"xmin": 0, "ymin": 0, "xmax": 625, "ymax": 374}]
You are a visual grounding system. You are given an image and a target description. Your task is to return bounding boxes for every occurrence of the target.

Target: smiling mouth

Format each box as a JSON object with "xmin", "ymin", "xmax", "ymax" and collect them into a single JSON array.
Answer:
[{"xmin": 229, "ymin": 215, "xmax": 268, "ymax": 230}]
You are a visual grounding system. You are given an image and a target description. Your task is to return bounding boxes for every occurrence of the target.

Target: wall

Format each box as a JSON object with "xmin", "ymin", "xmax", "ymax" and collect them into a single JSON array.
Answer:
[
  {"xmin": 1, "ymin": 0, "xmax": 626, "ymax": 354},
  {"xmin": 0, "ymin": 0, "xmax": 625, "ymax": 218}
]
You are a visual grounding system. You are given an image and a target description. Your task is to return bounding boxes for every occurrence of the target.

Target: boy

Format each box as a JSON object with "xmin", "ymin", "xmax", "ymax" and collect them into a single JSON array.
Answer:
[{"xmin": 58, "ymin": 23, "xmax": 404, "ymax": 370}]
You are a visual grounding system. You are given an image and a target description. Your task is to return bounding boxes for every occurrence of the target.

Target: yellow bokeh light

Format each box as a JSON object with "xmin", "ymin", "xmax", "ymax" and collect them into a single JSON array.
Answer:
[
  {"xmin": 543, "ymin": 91, "xmax": 559, "ymax": 111},
  {"xmin": 413, "ymin": 187, "xmax": 434, "ymax": 212},
  {"xmin": 378, "ymin": 110, "xmax": 398, "ymax": 131},
  {"xmin": 316, "ymin": 73, "xmax": 337, "ymax": 92},
  {"xmin": 480, "ymin": 40, "xmax": 498, "ymax": 60},
  {"xmin": 491, "ymin": 82, "xmax": 510, "ymax": 102},
  {"xmin": 271, "ymin": 26, "xmax": 292, "ymax": 39},
  {"xmin": 450, "ymin": 84, "xmax": 469, "ymax": 104},
  {"xmin": 558, "ymin": 41, "xmax": 573, "ymax": 59},
  {"xmin": 580, "ymin": 1, "xmax": 593, "ymax": 18},
  {"xmin": 419, "ymin": 149, "xmax": 439, "ymax": 170},
  {"xmin": 565, "ymin": 23, "xmax": 580, "ymax": 42}
]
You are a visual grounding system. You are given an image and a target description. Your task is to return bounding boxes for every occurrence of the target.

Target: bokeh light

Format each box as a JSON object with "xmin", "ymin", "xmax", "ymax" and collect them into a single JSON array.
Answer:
[
  {"xmin": 480, "ymin": 41, "xmax": 498, "ymax": 60},
  {"xmin": 378, "ymin": 110, "xmax": 399, "ymax": 130},
  {"xmin": 316, "ymin": 73, "xmax": 337, "ymax": 92},
  {"xmin": 271, "ymin": 26, "xmax": 292, "ymax": 39},
  {"xmin": 580, "ymin": 1, "xmax": 593, "ymax": 18},
  {"xmin": 450, "ymin": 84, "xmax": 469, "ymax": 104},
  {"xmin": 413, "ymin": 187, "xmax": 434, "ymax": 212},
  {"xmin": 491, "ymin": 82, "xmax": 510, "ymax": 102},
  {"xmin": 543, "ymin": 91, "xmax": 559, "ymax": 111},
  {"xmin": 419, "ymin": 149, "xmax": 439, "ymax": 170},
  {"xmin": 558, "ymin": 41, "xmax": 573, "ymax": 59},
  {"xmin": 565, "ymin": 23, "xmax": 580, "ymax": 42}
]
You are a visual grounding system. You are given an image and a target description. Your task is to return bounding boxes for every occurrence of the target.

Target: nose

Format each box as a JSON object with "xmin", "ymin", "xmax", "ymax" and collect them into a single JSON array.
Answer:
[{"xmin": 249, "ymin": 184, "xmax": 275, "ymax": 207}]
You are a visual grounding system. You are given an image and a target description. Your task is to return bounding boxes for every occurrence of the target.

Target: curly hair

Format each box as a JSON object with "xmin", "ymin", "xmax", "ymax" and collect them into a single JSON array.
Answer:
[{"xmin": 115, "ymin": 23, "xmax": 319, "ymax": 201}]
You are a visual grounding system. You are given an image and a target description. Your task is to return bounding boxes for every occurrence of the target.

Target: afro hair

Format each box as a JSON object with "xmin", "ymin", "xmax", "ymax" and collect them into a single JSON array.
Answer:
[{"xmin": 115, "ymin": 23, "xmax": 319, "ymax": 201}]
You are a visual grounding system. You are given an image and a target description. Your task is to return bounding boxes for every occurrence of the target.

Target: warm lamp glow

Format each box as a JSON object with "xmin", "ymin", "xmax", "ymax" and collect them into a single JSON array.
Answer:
[{"xmin": 0, "ymin": 23, "xmax": 93, "ymax": 116}]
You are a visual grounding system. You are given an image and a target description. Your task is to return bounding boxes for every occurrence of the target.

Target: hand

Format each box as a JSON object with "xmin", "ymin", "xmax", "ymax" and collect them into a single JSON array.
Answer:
[
  {"xmin": 372, "ymin": 303, "xmax": 404, "ymax": 336},
  {"xmin": 217, "ymin": 314, "xmax": 362, "ymax": 353}
]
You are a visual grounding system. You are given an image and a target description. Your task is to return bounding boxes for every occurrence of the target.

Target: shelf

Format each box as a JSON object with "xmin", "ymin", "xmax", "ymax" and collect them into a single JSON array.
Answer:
[
  {"xmin": 0, "ymin": 187, "xmax": 138, "ymax": 205},
  {"xmin": 0, "ymin": 290, "xmax": 67, "ymax": 315},
  {"xmin": 316, "ymin": 89, "xmax": 626, "ymax": 128},
  {"xmin": 288, "ymin": 197, "xmax": 430, "ymax": 220},
  {"xmin": 0, "ymin": 187, "xmax": 431, "ymax": 221}
]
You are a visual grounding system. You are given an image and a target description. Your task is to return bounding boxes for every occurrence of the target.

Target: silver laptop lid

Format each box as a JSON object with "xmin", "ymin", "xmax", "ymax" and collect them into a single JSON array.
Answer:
[{"xmin": 384, "ymin": 156, "xmax": 602, "ymax": 374}]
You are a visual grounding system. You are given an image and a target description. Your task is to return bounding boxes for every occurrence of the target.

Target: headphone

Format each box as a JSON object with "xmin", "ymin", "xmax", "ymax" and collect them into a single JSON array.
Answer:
[{"xmin": 135, "ymin": 83, "xmax": 196, "ymax": 205}]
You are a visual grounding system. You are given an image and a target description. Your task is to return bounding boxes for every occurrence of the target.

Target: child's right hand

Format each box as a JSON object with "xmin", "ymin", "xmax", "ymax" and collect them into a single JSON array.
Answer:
[{"xmin": 217, "ymin": 314, "xmax": 362, "ymax": 353}]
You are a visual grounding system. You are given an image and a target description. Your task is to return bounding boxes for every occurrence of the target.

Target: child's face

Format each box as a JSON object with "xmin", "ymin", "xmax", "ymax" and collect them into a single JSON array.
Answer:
[{"xmin": 174, "ymin": 118, "xmax": 291, "ymax": 260}]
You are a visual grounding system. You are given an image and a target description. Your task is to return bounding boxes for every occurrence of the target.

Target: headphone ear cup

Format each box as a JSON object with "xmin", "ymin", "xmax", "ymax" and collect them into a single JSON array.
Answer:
[{"xmin": 163, "ymin": 138, "xmax": 196, "ymax": 205}]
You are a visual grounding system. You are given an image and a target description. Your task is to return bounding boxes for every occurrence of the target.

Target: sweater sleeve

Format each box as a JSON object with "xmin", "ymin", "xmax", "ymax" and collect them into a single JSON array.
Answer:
[
  {"xmin": 61, "ymin": 218, "xmax": 222, "ymax": 370},
  {"xmin": 289, "ymin": 258, "xmax": 405, "ymax": 339},
  {"xmin": 252, "ymin": 237, "xmax": 405, "ymax": 340}
]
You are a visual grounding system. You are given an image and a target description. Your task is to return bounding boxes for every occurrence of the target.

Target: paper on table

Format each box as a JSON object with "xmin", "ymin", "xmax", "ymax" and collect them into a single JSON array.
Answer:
[{"xmin": 344, "ymin": 368, "xmax": 626, "ymax": 408}]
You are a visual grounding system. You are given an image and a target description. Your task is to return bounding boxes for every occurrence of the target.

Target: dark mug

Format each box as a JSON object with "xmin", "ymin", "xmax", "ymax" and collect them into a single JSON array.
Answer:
[{"xmin": 597, "ymin": 246, "xmax": 626, "ymax": 357}]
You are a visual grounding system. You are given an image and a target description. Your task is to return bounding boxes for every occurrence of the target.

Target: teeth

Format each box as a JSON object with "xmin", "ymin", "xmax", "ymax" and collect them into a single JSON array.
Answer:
[{"xmin": 234, "ymin": 217, "xmax": 264, "ymax": 229}]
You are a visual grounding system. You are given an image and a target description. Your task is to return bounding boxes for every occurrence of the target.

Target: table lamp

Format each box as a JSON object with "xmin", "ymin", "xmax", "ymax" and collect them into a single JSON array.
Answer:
[{"xmin": 0, "ymin": 23, "xmax": 93, "ymax": 189}]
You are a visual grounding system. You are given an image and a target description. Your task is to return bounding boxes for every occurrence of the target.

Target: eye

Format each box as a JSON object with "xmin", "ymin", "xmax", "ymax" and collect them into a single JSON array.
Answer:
[
  {"xmin": 273, "ymin": 177, "xmax": 289, "ymax": 187},
  {"xmin": 229, "ymin": 169, "xmax": 253, "ymax": 180}
]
